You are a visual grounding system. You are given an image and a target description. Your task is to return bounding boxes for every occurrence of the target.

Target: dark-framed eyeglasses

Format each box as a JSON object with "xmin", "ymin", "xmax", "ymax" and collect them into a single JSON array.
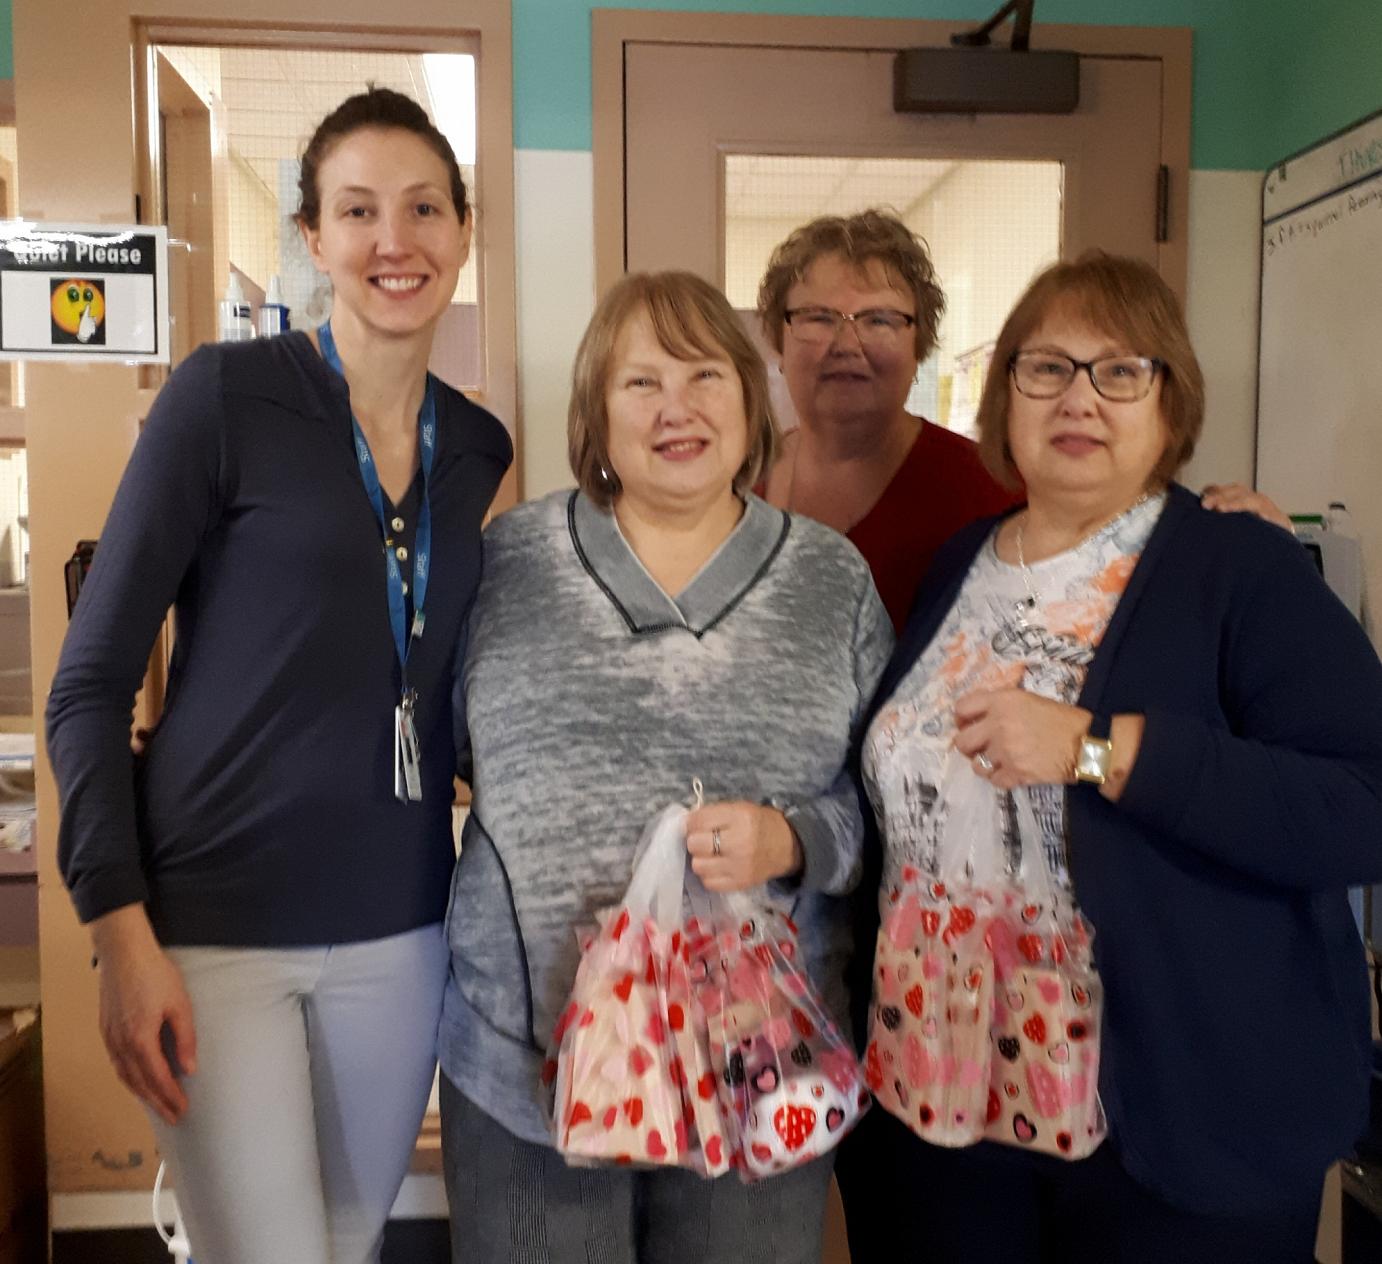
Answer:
[
  {"xmin": 1010, "ymin": 350, "xmax": 1164, "ymax": 402},
  {"xmin": 783, "ymin": 306, "xmax": 916, "ymax": 347}
]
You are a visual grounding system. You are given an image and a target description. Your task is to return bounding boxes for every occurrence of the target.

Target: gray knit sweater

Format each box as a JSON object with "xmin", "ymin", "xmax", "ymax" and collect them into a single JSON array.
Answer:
[{"xmin": 438, "ymin": 489, "xmax": 894, "ymax": 1143}]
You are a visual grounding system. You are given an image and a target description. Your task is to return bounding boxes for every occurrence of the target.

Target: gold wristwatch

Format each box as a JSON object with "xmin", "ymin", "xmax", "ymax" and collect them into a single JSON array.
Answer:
[{"xmin": 1074, "ymin": 712, "xmax": 1114, "ymax": 785}]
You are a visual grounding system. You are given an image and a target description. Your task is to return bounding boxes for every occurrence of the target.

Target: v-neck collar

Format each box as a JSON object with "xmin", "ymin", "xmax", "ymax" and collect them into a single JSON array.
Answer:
[{"xmin": 567, "ymin": 489, "xmax": 790, "ymax": 638}]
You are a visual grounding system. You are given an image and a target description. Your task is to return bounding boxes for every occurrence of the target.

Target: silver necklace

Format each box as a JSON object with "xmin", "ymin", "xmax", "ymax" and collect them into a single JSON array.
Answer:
[{"xmin": 1012, "ymin": 493, "xmax": 1151, "ymax": 624}]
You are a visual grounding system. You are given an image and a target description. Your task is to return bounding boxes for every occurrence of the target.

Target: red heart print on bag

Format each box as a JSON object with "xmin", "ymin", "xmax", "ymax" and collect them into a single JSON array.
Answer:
[
  {"xmin": 1013, "ymin": 1113, "xmax": 1037, "ymax": 1144},
  {"xmin": 613, "ymin": 973, "xmax": 635, "ymax": 1002},
  {"xmin": 623, "ymin": 1097, "xmax": 644, "ymax": 1126},
  {"xmin": 646, "ymin": 1130, "xmax": 667, "ymax": 1160},
  {"xmin": 792, "ymin": 1009, "xmax": 815, "ymax": 1039},
  {"xmin": 628, "ymin": 1045, "xmax": 653, "ymax": 1076},
  {"xmin": 945, "ymin": 907, "xmax": 977, "ymax": 939},
  {"xmin": 552, "ymin": 1002, "xmax": 579, "ymax": 1042},
  {"xmin": 1018, "ymin": 934, "xmax": 1044, "ymax": 963},
  {"xmin": 775, "ymin": 1104, "xmax": 818, "ymax": 1152},
  {"xmin": 905, "ymin": 985, "xmax": 924, "ymax": 1017},
  {"xmin": 667, "ymin": 1003, "xmax": 685, "ymax": 1032},
  {"xmin": 752, "ymin": 1142, "xmax": 774, "ymax": 1163},
  {"xmin": 1022, "ymin": 1014, "xmax": 1047, "ymax": 1044},
  {"xmin": 611, "ymin": 909, "xmax": 631, "ymax": 941},
  {"xmin": 568, "ymin": 1101, "xmax": 592, "ymax": 1128},
  {"xmin": 920, "ymin": 910, "xmax": 942, "ymax": 937},
  {"xmin": 986, "ymin": 1088, "xmax": 1002, "ymax": 1123},
  {"xmin": 602, "ymin": 1106, "xmax": 617, "ymax": 1130},
  {"xmin": 705, "ymin": 1135, "xmax": 723, "ymax": 1166},
  {"xmin": 865, "ymin": 1043, "xmax": 884, "ymax": 1092}
]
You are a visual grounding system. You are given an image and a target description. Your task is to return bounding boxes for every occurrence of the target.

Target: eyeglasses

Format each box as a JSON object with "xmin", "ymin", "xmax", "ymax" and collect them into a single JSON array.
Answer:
[
  {"xmin": 783, "ymin": 306, "xmax": 916, "ymax": 347},
  {"xmin": 1010, "ymin": 351, "xmax": 1163, "ymax": 403}
]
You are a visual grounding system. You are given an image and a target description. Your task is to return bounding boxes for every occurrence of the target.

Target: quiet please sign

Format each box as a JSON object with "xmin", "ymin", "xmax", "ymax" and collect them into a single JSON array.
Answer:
[{"xmin": 0, "ymin": 222, "xmax": 169, "ymax": 363}]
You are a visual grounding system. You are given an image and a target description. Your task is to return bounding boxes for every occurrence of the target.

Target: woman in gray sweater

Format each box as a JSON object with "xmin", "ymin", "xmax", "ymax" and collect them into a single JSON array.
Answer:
[{"xmin": 438, "ymin": 272, "xmax": 893, "ymax": 1262}]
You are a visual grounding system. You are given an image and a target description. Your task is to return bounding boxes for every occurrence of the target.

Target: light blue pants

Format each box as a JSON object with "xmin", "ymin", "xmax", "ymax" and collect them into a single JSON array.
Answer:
[{"xmin": 149, "ymin": 923, "xmax": 448, "ymax": 1264}]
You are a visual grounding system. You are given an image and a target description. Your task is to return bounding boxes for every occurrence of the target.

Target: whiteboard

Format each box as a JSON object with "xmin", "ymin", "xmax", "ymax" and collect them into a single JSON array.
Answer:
[{"xmin": 1256, "ymin": 108, "xmax": 1382, "ymax": 624}]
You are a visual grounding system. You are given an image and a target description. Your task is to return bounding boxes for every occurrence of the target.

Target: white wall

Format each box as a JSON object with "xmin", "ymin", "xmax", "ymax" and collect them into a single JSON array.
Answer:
[
  {"xmin": 1180, "ymin": 169, "xmax": 1263, "ymax": 492},
  {"xmin": 513, "ymin": 156, "xmax": 1263, "ymax": 500}
]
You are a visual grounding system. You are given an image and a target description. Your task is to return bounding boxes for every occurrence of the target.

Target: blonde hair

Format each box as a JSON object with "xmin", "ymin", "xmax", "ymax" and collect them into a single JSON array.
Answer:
[
  {"xmin": 975, "ymin": 251, "xmax": 1205, "ymax": 489},
  {"xmin": 568, "ymin": 272, "xmax": 779, "ymax": 509},
  {"xmin": 756, "ymin": 208, "xmax": 945, "ymax": 360}
]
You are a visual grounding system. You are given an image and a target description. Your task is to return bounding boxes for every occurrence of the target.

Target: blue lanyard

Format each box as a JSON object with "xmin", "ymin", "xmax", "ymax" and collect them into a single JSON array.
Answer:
[{"xmin": 318, "ymin": 321, "xmax": 435, "ymax": 687}]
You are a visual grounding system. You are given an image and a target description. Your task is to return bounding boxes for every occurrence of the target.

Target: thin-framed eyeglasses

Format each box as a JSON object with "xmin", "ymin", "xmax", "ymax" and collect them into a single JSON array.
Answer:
[
  {"xmin": 784, "ymin": 306, "xmax": 916, "ymax": 347},
  {"xmin": 1010, "ymin": 350, "xmax": 1164, "ymax": 402}
]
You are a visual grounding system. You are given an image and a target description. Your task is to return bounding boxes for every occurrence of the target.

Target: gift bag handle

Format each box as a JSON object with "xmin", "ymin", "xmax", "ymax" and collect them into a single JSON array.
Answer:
[
  {"xmin": 624, "ymin": 802, "xmax": 692, "ymax": 936},
  {"xmin": 934, "ymin": 748, "xmax": 1007, "ymax": 890}
]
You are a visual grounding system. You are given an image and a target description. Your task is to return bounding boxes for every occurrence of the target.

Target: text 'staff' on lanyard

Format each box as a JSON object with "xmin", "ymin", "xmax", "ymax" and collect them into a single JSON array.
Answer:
[{"xmin": 319, "ymin": 321, "xmax": 435, "ymax": 802}]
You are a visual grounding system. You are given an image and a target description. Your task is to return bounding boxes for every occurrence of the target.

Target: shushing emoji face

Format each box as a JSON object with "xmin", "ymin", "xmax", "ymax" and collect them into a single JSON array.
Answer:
[{"xmin": 51, "ymin": 279, "xmax": 105, "ymax": 340}]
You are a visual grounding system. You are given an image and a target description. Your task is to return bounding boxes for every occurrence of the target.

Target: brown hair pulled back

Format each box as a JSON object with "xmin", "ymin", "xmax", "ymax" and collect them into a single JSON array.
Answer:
[{"xmin": 294, "ymin": 87, "xmax": 469, "ymax": 231}]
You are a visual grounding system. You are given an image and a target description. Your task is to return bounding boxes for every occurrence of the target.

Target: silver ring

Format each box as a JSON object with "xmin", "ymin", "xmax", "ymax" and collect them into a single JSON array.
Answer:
[
  {"xmin": 712, "ymin": 828, "xmax": 723, "ymax": 857},
  {"xmin": 974, "ymin": 753, "xmax": 995, "ymax": 774}
]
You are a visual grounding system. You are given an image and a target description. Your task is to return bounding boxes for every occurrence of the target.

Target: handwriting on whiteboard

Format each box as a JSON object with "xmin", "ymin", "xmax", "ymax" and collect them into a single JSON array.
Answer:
[{"xmin": 1264, "ymin": 179, "xmax": 1382, "ymax": 256}]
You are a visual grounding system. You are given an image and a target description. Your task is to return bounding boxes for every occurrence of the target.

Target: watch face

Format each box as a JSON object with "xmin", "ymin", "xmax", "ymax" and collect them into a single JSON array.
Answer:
[{"xmin": 1076, "ymin": 737, "xmax": 1113, "ymax": 783}]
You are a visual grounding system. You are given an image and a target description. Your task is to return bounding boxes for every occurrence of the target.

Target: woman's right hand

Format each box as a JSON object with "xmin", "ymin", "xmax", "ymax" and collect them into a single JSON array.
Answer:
[{"xmin": 91, "ymin": 904, "xmax": 197, "ymax": 1125}]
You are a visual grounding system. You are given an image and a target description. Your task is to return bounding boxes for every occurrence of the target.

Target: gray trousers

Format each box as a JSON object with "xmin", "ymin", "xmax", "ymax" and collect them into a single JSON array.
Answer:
[
  {"xmin": 440, "ymin": 1075, "xmax": 835, "ymax": 1264},
  {"xmin": 150, "ymin": 925, "xmax": 448, "ymax": 1264}
]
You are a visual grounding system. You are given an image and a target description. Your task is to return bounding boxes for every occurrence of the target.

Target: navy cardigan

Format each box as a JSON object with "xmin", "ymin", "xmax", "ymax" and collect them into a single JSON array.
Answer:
[{"xmin": 854, "ymin": 482, "xmax": 1382, "ymax": 1216}]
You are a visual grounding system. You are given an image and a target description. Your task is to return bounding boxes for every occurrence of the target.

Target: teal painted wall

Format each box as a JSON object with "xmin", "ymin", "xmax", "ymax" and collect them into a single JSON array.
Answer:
[
  {"xmin": 0, "ymin": 1, "xmax": 1375, "ymax": 168},
  {"xmin": 1260, "ymin": 0, "xmax": 1382, "ymax": 165}
]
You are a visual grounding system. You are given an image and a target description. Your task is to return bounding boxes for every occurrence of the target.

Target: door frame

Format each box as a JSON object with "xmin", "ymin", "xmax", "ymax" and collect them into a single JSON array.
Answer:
[{"xmin": 592, "ymin": 9, "xmax": 1191, "ymax": 301}]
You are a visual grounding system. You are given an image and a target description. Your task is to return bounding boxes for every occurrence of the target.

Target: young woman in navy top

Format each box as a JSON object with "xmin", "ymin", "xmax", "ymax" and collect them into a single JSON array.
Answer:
[{"xmin": 47, "ymin": 89, "xmax": 510, "ymax": 1264}]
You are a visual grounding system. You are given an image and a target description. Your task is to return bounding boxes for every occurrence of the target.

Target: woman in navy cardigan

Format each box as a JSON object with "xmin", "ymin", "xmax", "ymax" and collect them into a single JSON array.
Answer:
[{"xmin": 852, "ymin": 251, "xmax": 1382, "ymax": 1262}]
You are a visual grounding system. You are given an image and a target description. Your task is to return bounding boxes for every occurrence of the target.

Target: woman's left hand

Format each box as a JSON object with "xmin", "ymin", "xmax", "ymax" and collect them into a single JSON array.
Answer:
[
  {"xmin": 1200, "ymin": 482, "xmax": 1293, "ymax": 531},
  {"xmin": 686, "ymin": 801, "xmax": 803, "ymax": 892},
  {"xmin": 952, "ymin": 688, "xmax": 1088, "ymax": 789}
]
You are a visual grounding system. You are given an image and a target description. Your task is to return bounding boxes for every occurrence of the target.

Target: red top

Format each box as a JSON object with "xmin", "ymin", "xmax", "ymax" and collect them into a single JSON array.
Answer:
[{"xmin": 847, "ymin": 421, "xmax": 1021, "ymax": 633}]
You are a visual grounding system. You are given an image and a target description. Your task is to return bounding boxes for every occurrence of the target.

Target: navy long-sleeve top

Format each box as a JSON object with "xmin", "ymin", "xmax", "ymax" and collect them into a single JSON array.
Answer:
[
  {"xmin": 47, "ymin": 333, "xmax": 511, "ymax": 947},
  {"xmin": 857, "ymin": 483, "xmax": 1382, "ymax": 1215}
]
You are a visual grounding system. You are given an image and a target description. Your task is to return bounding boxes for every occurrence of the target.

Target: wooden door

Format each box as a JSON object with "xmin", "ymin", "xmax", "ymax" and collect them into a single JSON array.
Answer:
[{"xmin": 625, "ymin": 44, "xmax": 1165, "ymax": 280}]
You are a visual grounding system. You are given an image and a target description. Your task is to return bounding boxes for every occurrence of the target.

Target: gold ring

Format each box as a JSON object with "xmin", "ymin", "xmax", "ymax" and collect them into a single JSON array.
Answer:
[{"xmin": 712, "ymin": 828, "xmax": 723, "ymax": 857}]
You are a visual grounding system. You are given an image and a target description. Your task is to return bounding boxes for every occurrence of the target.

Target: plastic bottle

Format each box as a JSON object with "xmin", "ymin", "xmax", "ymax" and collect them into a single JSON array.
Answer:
[
  {"xmin": 257, "ymin": 274, "xmax": 290, "ymax": 337},
  {"xmin": 1325, "ymin": 501, "xmax": 1356, "ymax": 537},
  {"xmin": 218, "ymin": 273, "xmax": 253, "ymax": 342}
]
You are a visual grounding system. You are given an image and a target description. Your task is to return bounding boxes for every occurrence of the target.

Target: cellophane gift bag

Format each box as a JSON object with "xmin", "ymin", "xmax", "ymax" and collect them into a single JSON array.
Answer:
[
  {"xmin": 687, "ymin": 884, "xmax": 869, "ymax": 1181},
  {"xmin": 984, "ymin": 789, "xmax": 1106, "ymax": 1160},
  {"xmin": 549, "ymin": 801, "xmax": 731, "ymax": 1174},
  {"xmin": 866, "ymin": 757, "xmax": 1000, "ymax": 1146}
]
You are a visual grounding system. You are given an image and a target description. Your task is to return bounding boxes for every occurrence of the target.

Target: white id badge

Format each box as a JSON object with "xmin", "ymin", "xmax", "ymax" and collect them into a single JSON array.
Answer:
[{"xmin": 395, "ymin": 700, "xmax": 423, "ymax": 802}]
